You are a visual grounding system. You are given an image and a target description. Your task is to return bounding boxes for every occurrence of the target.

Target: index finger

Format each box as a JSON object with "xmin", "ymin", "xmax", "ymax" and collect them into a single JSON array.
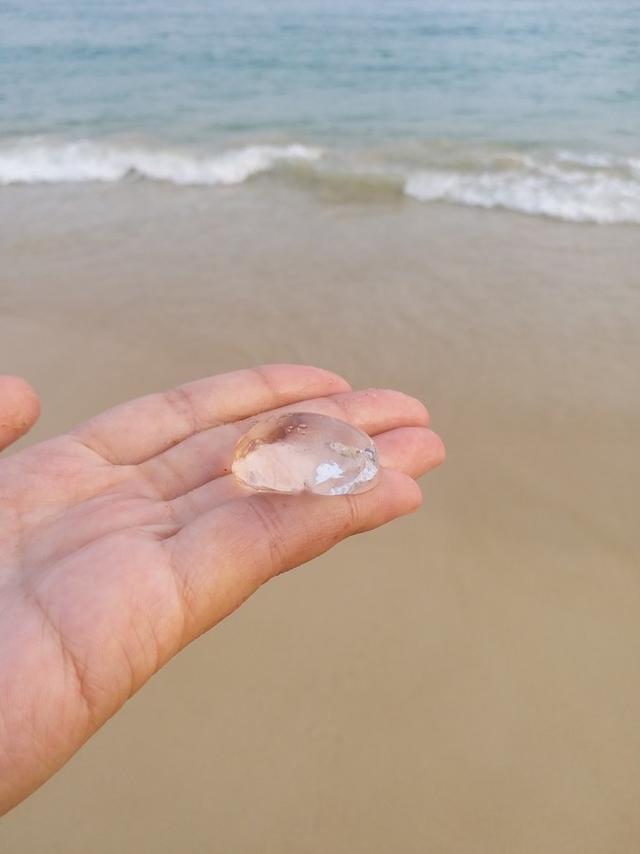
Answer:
[{"xmin": 71, "ymin": 364, "xmax": 351, "ymax": 465}]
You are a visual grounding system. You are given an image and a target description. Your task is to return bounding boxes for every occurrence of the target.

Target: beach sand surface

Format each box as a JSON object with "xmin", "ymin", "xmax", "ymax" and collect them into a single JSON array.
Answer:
[{"xmin": 1, "ymin": 182, "xmax": 639, "ymax": 852}]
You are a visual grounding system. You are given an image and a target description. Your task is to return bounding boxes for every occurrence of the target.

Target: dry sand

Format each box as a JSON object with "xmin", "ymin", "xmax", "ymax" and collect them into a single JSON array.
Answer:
[{"xmin": 1, "ymin": 181, "xmax": 639, "ymax": 852}]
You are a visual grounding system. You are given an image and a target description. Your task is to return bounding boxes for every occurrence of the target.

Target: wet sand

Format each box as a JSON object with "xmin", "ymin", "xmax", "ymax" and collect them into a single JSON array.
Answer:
[{"xmin": 1, "ymin": 182, "xmax": 639, "ymax": 852}]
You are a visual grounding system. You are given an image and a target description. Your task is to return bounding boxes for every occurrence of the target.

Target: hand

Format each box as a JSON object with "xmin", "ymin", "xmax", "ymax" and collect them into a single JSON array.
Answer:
[{"xmin": 0, "ymin": 365, "xmax": 444, "ymax": 813}]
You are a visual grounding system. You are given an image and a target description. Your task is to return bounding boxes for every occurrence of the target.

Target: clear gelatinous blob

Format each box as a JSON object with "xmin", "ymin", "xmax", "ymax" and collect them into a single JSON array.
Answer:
[{"xmin": 231, "ymin": 412, "xmax": 380, "ymax": 496}]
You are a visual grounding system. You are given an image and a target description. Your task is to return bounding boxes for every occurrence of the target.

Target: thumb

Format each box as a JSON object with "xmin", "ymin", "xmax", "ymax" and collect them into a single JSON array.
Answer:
[{"xmin": 0, "ymin": 376, "xmax": 40, "ymax": 452}]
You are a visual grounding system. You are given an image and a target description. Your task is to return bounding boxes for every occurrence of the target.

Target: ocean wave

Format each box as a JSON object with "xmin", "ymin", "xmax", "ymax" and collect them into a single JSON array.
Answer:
[
  {"xmin": 403, "ymin": 164, "xmax": 640, "ymax": 224},
  {"xmin": 1, "ymin": 137, "xmax": 638, "ymax": 224},
  {"xmin": 0, "ymin": 140, "xmax": 322, "ymax": 186}
]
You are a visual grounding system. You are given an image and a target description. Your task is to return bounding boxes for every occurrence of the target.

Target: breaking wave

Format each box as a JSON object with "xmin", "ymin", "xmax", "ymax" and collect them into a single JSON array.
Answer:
[
  {"xmin": 404, "ymin": 162, "xmax": 640, "ymax": 224},
  {"xmin": 0, "ymin": 139, "xmax": 322, "ymax": 186},
  {"xmin": 1, "ymin": 136, "xmax": 639, "ymax": 224}
]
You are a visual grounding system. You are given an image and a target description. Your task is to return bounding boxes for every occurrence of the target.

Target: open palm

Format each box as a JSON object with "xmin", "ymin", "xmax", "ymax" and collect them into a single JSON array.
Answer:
[{"xmin": 0, "ymin": 364, "xmax": 444, "ymax": 814}]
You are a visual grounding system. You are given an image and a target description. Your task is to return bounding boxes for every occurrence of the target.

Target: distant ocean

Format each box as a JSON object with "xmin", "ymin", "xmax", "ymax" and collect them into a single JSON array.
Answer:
[{"xmin": 1, "ymin": 0, "xmax": 639, "ymax": 223}]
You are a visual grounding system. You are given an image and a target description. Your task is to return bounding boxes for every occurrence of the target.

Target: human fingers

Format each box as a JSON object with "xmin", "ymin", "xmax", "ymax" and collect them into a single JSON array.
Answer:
[
  {"xmin": 169, "ymin": 426, "xmax": 444, "ymax": 523},
  {"xmin": 141, "ymin": 388, "xmax": 429, "ymax": 500},
  {"xmin": 0, "ymin": 376, "xmax": 40, "ymax": 453},
  {"xmin": 71, "ymin": 364, "xmax": 350, "ymax": 465}
]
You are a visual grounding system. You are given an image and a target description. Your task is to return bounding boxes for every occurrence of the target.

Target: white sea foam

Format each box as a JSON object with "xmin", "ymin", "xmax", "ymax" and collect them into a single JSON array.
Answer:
[
  {"xmin": 1, "ymin": 137, "xmax": 638, "ymax": 224},
  {"xmin": 0, "ymin": 140, "xmax": 322, "ymax": 186},
  {"xmin": 404, "ymin": 160, "xmax": 640, "ymax": 224}
]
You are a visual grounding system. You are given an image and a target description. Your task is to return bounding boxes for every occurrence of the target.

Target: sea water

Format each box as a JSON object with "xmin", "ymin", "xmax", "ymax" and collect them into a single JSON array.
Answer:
[{"xmin": 1, "ymin": 0, "xmax": 638, "ymax": 222}]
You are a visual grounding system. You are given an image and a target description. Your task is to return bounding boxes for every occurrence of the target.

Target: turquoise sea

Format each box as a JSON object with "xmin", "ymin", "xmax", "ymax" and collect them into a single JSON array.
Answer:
[{"xmin": 1, "ymin": 0, "xmax": 639, "ymax": 222}]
